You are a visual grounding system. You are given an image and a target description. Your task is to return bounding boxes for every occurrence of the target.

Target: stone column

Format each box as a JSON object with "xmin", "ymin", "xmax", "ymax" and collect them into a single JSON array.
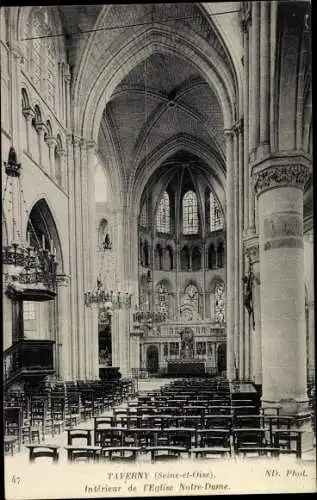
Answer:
[
  {"xmin": 56, "ymin": 275, "xmax": 71, "ymax": 380},
  {"xmin": 86, "ymin": 141, "xmax": 99, "ymax": 379},
  {"xmin": 233, "ymin": 126, "xmax": 240, "ymax": 377},
  {"xmin": 73, "ymin": 136, "xmax": 86, "ymax": 379},
  {"xmin": 46, "ymin": 136, "xmax": 57, "ymax": 178},
  {"xmin": 35, "ymin": 123, "xmax": 46, "ymax": 170},
  {"xmin": 57, "ymin": 148, "xmax": 67, "ymax": 190},
  {"xmin": 7, "ymin": 40, "xmax": 24, "ymax": 160},
  {"xmin": 65, "ymin": 67, "xmax": 71, "ymax": 129},
  {"xmin": 249, "ymin": 1, "xmax": 260, "ymax": 161},
  {"xmin": 253, "ymin": 153, "xmax": 311, "ymax": 415},
  {"xmin": 80, "ymin": 140, "xmax": 91, "ymax": 379},
  {"xmin": 22, "ymin": 108, "xmax": 34, "ymax": 154},
  {"xmin": 245, "ymin": 235, "xmax": 262, "ymax": 386},
  {"xmin": 67, "ymin": 134, "xmax": 78, "ymax": 380},
  {"xmin": 258, "ymin": 1, "xmax": 270, "ymax": 157},
  {"xmin": 224, "ymin": 129, "xmax": 235, "ymax": 381}
]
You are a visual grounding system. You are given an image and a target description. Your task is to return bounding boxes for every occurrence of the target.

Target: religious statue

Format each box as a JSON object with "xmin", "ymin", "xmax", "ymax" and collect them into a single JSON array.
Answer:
[
  {"xmin": 180, "ymin": 328, "xmax": 194, "ymax": 359},
  {"xmin": 242, "ymin": 258, "xmax": 255, "ymax": 330}
]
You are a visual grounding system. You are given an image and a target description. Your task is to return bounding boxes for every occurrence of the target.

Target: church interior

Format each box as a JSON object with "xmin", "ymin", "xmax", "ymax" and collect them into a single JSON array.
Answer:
[{"xmin": 2, "ymin": 3, "xmax": 315, "ymax": 473}]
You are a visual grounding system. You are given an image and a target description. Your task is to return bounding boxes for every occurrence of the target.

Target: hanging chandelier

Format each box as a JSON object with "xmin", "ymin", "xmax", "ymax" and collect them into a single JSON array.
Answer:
[
  {"xmin": 131, "ymin": 270, "xmax": 167, "ymax": 336},
  {"xmin": 84, "ymin": 277, "xmax": 132, "ymax": 309},
  {"xmin": 2, "ymin": 147, "xmax": 58, "ymax": 296},
  {"xmin": 84, "ymin": 228, "xmax": 132, "ymax": 310}
]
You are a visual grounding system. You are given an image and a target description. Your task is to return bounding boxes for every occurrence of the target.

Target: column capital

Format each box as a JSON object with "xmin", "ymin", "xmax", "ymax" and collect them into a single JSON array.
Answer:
[
  {"xmin": 22, "ymin": 107, "xmax": 35, "ymax": 121},
  {"xmin": 35, "ymin": 122, "xmax": 46, "ymax": 134},
  {"xmin": 252, "ymin": 153, "xmax": 312, "ymax": 197},
  {"xmin": 86, "ymin": 140, "xmax": 97, "ymax": 153},
  {"xmin": 56, "ymin": 274, "xmax": 71, "ymax": 286},
  {"xmin": 223, "ymin": 128, "xmax": 235, "ymax": 139},
  {"xmin": 45, "ymin": 136, "xmax": 57, "ymax": 148},
  {"xmin": 56, "ymin": 148, "xmax": 66, "ymax": 158},
  {"xmin": 232, "ymin": 118, "xmax": 244, "ymax": 135},
  {"xmin": 72, "ymin": 135, "xmax": 82, "ymax": 147}
]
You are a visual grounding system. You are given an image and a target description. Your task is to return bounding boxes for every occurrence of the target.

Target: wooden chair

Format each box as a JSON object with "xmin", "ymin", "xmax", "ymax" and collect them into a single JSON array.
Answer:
[
  {"xmin": 233, "ymin": 414, "xmax": 264, "ymax": 429},
  {"xmin": 204, "ymin": 415, "xmax": 232, "ymax": 430},
  {"xmin": 4, "ymin": 436, "xmax": 18, "ymax": 455},
  {"xmin": 4, "ymin": 407, "xmax": 22, "ymax": 452},
  {"xmin": 67, "ymin": 428, "xmax": 92, "ymax": 446},
  {"xmin": 196, "ymin": 429, "xmax": 231, "ymax": 449},
  {"xmin": 189, "ymin": 447, "xmax": 231, "ymax": 459},
  {"xmin": 233, "ymin": 428, "xmax": 267, "ymax": 454},
  {"xmin": 147, "ymin": 446, "xmax": 187, "ymax": 463},
  {"xmin": 272, "ymin": 429, "xmax": 303, "ymax": 459},
  {"xmin": 25, "ymin": 444, "xmax": 60, "ymax": 463},
  {"xmin": 64, "ymin": 445, "xmax": 101, "ymax": 462},
  {"xmin": 101, "ymin": 446, "xmax": 140, "ymax": 461}
]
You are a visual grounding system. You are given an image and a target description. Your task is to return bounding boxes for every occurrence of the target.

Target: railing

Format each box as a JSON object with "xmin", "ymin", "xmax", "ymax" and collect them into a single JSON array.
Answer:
[{"xmin": 4, "ymin": 339, "xmax": 55, "ymax": 385}]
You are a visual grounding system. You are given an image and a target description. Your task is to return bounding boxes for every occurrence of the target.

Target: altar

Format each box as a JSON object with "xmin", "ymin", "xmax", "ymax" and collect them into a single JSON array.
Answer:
[
  {"xmin": 167, "ymin": 360, "xmax": 206, "ymax": 376},
  {"xmin": 167, "ymin": 326, "xmax": 206, "ymax": 376}
]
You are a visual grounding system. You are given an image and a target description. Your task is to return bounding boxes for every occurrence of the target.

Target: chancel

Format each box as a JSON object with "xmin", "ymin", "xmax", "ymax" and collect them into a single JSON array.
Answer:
[{"xmin": 2, "ymin": 2, "xmax": 315, "ymax": 474}]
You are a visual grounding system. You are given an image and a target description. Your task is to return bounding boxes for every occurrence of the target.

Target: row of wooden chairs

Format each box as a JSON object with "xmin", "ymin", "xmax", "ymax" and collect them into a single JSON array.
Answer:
[{"xmin": 4, "ymin": 378, "xmax": 135, "ymax": 454}]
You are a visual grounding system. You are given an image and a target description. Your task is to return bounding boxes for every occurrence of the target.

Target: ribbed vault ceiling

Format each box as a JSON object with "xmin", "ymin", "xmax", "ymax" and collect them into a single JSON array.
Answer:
[{"xmin": 102, "ymin": 52, "xmax": 225, "ymax": 177}]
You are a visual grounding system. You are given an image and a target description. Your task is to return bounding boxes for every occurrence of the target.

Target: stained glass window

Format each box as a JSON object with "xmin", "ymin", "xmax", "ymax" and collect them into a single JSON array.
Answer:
[
  {"xmin": 156, "ymin": 283, "xmax": 169, "ymax": 319},
  {"xmin": 215, "ymin": 283, "xmax": 225, "ymax": 323},
  {"xmin": 183, "ymin": 190, "xmax": 198, "ymax": 234},
  {"xmin": 156, "ymin": 191, "xmax": 170, "ymax": 233},
  {"xmin": 184, "ymin": 284, "xmax": 199, "ymax": 315},
  {"xmin": 210, "ymin": 191, "xmax": 223, "ymax": 231}
]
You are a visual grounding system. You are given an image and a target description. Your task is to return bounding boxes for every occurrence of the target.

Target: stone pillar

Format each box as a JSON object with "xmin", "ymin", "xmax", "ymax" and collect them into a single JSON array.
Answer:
[
  {"xmin": 56, "ymin": 275, "xmax": 71, "ymax": 380},
  {"xmin": 233, "ymin": 126, "xmax": 240, "ymax": 377},
  {"xmin": 253, "ymin": 154, "xmax": 311, "ymax": 415},
  {"xmin": 35, "ymin": 123, "xmax": 46, "ymax": 170},
  {"xmin": 7, "ymin": 40, "xmax": 24, "ymax": 160},
  {"xmin": 66, "ymin": 134, "xmax": 78, "ymax": 380},
  {"xmin": 245, "ymin": 235, "xmax": 262, "ymax": 386},
  {"xmin": 73, "ymin": 136, "xmax": 86, "ymax": 379},
  {"xmin": 46, "ymin": 136, "xmax": 57, "ymax": 178},
  {"xmin": 56, "ymin": 148, "xmax": 67, "ymax": 189},
  {"xmin": 65, "ymin": 67, "xmax": 71, "ymax": 130},
  {"xmin": 86, "ymin": 141, "xmax": 99, "ymax": 379},
  {"xmin": 80, "ymin": 140, "xmax": 91, "ymax": 379},
  {"xmin": 224, "ymin": 129, "xmax": 235, "ymax": 381},
  {"xmin": 242, "ymin": 9, "xmax": 250, "ymax": 231},
  {"xmin": 258, "ymin": 1, "xmax": 270, "ymax": 157},
  {"xmin": 249, "ymin": 1, "xmax": 260, "ymax": 160},
  {"xmin": 22, "ymin": 108, "xmax": 34, "ymax": 154}
]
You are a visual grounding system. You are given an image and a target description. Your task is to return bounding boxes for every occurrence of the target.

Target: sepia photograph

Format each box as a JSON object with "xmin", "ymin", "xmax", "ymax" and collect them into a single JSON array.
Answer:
[{"xmin": 1, "ymin": 1, "xmax": 315, "ymax": 499}]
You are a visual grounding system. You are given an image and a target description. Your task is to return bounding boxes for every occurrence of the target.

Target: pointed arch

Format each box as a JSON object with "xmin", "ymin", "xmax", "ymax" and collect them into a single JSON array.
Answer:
[{"xmin": 27, "ymin": 197, "xmax": 64, "ymax": 272}]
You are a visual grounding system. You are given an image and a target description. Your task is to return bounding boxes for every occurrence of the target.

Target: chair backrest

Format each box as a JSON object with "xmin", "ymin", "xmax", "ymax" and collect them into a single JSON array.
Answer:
[
  {"xmin": 67, "ymin": 429, "xmax": 92, "ymax": 445},
  {"xmin": 29, "ymin": 446, "xmax": 59, "ymax": 463}
]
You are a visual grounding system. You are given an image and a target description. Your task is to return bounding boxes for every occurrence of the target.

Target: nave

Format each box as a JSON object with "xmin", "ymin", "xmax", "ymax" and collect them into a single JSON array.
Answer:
[{"xmin": 4, "ymin": 377, "xmax": 315, "ymax": 467}]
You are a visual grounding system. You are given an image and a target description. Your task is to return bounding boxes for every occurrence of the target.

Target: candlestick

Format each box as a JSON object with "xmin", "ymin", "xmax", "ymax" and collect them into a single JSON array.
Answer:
[{"xmin": 42, "ymin": 234, "xmax": 45, "ymax": 249}]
